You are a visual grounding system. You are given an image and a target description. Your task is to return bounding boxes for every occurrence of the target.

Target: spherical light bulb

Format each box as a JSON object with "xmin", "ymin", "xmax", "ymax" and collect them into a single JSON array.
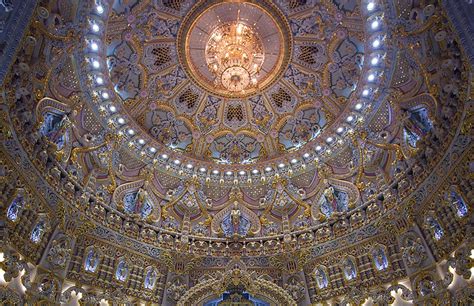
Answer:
[
  {"xmin": 92, "ymin": 24, "xmax": 100, "ymax": 32},
  {"xmin": 371, "ymin": 20, "xmax": 379, "ymax": 30}
]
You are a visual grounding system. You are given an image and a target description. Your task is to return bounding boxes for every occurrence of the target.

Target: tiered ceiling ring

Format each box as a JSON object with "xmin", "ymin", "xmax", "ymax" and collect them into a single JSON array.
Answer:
[{"xmin": 81, "ymin": 0, "xmax": 390, "ymax": 184}]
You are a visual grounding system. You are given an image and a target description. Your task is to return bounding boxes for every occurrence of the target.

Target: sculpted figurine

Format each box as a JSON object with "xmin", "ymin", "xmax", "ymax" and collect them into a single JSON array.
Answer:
[
  {"xmin": 133, "ymin": 185, "xmax": 148, "ymax": 215},
  {"xmin": 323, "ymin": 186, "xmax": 338, "ymax": 211},
  {"xmin": 231, "ymin": 201, "xmax": 242, "ymax": 235}
]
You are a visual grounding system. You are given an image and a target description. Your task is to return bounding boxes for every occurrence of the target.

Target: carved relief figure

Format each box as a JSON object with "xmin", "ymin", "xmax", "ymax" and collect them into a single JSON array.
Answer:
[
  {"xmin": 221, "ymin": 202, "xmax": 251, "ymax": 237},
  {"xmin": 39, "ymin": 112, "xmax": 69, "ymax": 150},
  {"xmin": 123, "ymin": 187, "xmax": 153, "ymax": 219},
  {"xmin": 402, "ymin": 107, "xmax": 432, "ymax": 148},
  {"xmin": 319, "ymin": 186, "xmax": 349, "ymax": 218}
]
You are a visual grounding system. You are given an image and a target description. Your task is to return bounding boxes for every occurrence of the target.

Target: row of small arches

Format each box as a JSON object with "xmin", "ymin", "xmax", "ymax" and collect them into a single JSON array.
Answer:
[
  {"xmin": 84, "ymin": 247, "xmax": 160, "ymax": 290},
  {"xmin": 313, "ymin": 245, "xmax": 389, "ymax": 290},
  {"xmin": 6, "ymin": 189, "xmax": 468, "ymax": 244}
]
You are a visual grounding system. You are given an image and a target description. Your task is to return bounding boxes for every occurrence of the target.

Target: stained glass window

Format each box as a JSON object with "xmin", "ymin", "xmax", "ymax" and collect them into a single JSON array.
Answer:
[
  {"xmin": 426, "ymin": 217, "xmax": 444, "ymax": 240},
  {"xmin": 115, "ymin": 259, "xmax": 129, "ymax": 282},
  {"xmin": 144, "ymin": 268, "xmax": 158, "ymax": 290},
  {"xmin": 30, "ymin": 220, "xmax": 46, "ymax": 243},
  {"xmin": 7, "ymin": 195, "xmax": 25, "ymax": 221},
  {"xmin": 315, "ymin": 266, "xmax": 329, "ymax": 289},
  {"xmin": 372, "ymin": 246, "xmax": 389, "ymax": 271},
  {"xmin": 343, "ymin": 257, "xmax": 357, "ymax": 280},
  {"xmin": 451, "ymin": 191, "xmax": 468, "ymax": 218},
  {"xmin": 84, "ymin": 248, "xmax": 100, "ymax": 273}
]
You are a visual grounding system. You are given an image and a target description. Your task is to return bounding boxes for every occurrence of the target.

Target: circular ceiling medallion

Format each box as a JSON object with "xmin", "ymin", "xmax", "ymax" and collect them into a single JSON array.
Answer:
[{"xmin": 177, "ymin": 0, "xmax": 292, "ymax": 99}]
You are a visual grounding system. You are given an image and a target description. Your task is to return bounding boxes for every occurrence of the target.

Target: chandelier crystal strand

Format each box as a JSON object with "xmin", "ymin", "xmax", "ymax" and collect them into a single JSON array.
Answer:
[{"xmin": 205, "ymin": 22, "xmax": 264, "ymax": 93}]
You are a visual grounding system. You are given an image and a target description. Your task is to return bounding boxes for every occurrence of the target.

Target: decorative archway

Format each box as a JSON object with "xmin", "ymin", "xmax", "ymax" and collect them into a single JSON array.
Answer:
[{"xmin": 177, "ymin": 269, "xmax": 297, "ymax": 306}]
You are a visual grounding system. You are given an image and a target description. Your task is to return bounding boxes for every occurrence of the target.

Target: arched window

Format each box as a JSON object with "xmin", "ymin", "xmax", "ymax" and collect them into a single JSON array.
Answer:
[
  {"xmin": 30, "ymin": 220, "xmax": 46, "ymax": 243},
  {"xmin": 450, "ymin": 190, "xmax": 468, "ymax": 218},
  {"xmin": 314, "ymin": 266, "xmax": 329, "ymax": 289},
  {"xmin": 7, "ymin": 195, "xmax": 25, "ymax": 221},
  {"xmin": 115, "ymin": 259, "xmax": 129, "ymax": 282},
  {"xmin": 372, "ymin": 245, "xmax": 389, "ymax": 271},
  {"xmin": 426, "ymin": 216, "xmax": 444, "ymax": 240},
  {"xmin": 342, "ymin": 257, "xmax": 357, "ymax": 281},
  {"xmin": 144, "ymin": 267, "xmax": 159, "ymax": 290},
  {"xmin": 84, "ymin": 248, "xmax": 100, "ymax": 273}
]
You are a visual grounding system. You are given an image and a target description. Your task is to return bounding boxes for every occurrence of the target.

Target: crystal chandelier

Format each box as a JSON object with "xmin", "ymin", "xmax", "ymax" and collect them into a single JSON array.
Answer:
[{"xmin": 205, "ymin": 22, "xmax": 264, "ymax": 93}]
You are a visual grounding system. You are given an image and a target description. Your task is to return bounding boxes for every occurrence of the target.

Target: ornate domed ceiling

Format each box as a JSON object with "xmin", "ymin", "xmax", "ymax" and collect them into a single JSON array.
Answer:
[
  {"xmin": 101, "ymin": 0, "xmax": 373, "ymax": 169},
  {"xmin": 0, "ymin": 0, "xmax": 472, "ymax": 305}
]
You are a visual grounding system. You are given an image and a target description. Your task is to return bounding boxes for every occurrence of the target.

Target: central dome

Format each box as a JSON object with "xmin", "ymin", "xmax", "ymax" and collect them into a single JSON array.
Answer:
[
  {"xmin": 206, "ymin": 22, "xmax": 264, "ymax": 92},
  {"xmin": 179, "ymin": 0, "xmax": 291, "ymax": 98}
]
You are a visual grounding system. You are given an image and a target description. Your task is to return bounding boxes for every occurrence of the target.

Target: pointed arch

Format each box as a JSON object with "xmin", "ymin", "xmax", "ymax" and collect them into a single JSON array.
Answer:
[{"xmin": 177, "ymin": 269, "xmax": 297, "ymax": 306}]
